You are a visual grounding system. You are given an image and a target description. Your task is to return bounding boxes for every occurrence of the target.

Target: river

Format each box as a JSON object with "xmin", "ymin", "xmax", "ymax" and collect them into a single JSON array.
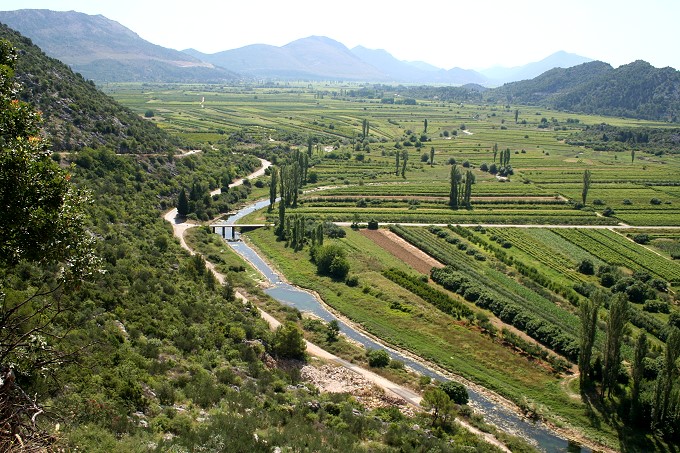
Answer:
[{"xmin": 221, "ymin": 197, "xmax": 587, "ymax": 453}]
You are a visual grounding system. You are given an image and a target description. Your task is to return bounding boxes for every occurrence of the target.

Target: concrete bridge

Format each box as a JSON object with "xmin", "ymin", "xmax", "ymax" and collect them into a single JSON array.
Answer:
[{"xmin": 210, "ymin": 223, "xmax": 268, "ymax": 241}]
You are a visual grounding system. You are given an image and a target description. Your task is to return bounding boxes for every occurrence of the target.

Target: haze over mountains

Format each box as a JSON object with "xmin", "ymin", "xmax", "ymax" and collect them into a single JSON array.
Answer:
[
  {"xmin": 1, "ymin": 8, "xmax": 678, "ymax": 122},
  {"xmin": 0, "ymin": 9, "xmax": 591, "ymax": 86}
]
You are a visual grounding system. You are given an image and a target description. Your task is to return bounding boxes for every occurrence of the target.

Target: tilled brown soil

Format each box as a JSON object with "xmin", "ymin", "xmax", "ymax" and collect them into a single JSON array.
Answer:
[{"xmin": 360, "ymin": 229, "xmax": 444, "ymax": 274}]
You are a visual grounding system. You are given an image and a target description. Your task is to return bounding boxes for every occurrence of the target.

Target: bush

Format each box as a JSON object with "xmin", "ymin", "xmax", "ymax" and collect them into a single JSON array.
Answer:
[
  {"xmin": 633, "ymin": 234, "xmax": 650, "ymax": 244},
  {"xmin": 367, "ymin": 219, "xmax": 379, "ymax": 230},
  {"xmin": 643, "ymin": 300, "xmax": 670, "ymax": 314},
  {"xmin": 367, "ymin": 349, "xmax": 390, "ymax": 368},
  {"xmin": 577, "ymin": 259, "xmax": 595, "ymax": 275},
  {"xmin": 346, "ymin": 275, "xmax": 359, "ymax": 287},
  {"xmin": 313, "ymin": 244, "xmax": 350, "ymax": 280},
  {"xmin": 272, "ymin": 321, "xmax": 306, "ymax": 360},
  {"xmin": 602, "ymin": 207, "xmax": 615, "ymax": 217},
  {"xmin": 650, "ymin": 198, "xmax": 662, "ymax": 205},
  {"xmin": 440, "ymin": 381, "xmax": 469, "ymax": 405},
  {"xmin": 600, "ymin": 273, "xmax": 617, "ymax": 288},
  {"xmin": 330, "ymin": 255, "xmax": 350, "ymax": 280}
]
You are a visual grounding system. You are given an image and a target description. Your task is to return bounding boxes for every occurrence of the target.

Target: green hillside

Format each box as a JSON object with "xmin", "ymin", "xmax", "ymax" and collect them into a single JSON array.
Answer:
[
  {"xmin": 489, "ymin": 60, "xmax": 680, "ymax": 122},
  {"xmin": 0, "ymin": 22, "xmax": 182, "ymax": 152},
  {"xmin": 0, "ymin": 30, "xmax": 513, "ymax": 453}
]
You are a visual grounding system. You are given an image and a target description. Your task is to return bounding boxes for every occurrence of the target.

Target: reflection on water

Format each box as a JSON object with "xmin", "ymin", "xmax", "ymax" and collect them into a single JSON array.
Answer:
[{"xmin": 221, "ymin": 200, "xmax": 586, "ymax": 453}]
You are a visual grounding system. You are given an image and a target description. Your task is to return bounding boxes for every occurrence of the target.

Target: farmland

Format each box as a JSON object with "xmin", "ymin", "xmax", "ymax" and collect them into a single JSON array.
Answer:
[
  {"xmin": 106, "ymin": 82, "xmax": 680, "ymax": 227},
  {"xmin": 105, "ymin": 83, "xmax": 680, "ymax": 451}
]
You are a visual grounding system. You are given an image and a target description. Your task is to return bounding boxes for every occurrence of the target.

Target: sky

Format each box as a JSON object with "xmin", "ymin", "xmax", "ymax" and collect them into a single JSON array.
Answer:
[{"xmin": 1, "ymin": 0, "xmax": 678, "ymax": 71}]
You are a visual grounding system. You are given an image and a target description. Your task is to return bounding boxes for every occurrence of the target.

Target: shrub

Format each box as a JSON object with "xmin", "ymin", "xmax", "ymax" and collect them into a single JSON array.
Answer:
[
  {"xmin": 602, "ymin": 207, "xmax": 615, "ymax": 217},
  {"xmin": 314, "ymin": 244, "xmax": 350, "ymax": 280},
  {"xmin": 272, "ymin": 321, "xmax": 306, "ymax": 360},
  {"xmin": 633, "ymin": 234, "xmax": 650, "ymax": 244},
  {"xmin": 600, "ymin": 273, "xmax": 617, "ymax": 288},
  {"xmin": 440, "ymin": 381, "xmax": 469, "ymax": 405},
  {"xmin": 346, "ymin": 275, "xmax": 359, "ymax": 287},
  {"xmin": 367, "ymin": 219, "xmax": 379, "ymax": 230},
  {"xmin": 577, "ymin": 259, "xmax": 595, "ymax": 275},
  {"xmin": 650, "ymin": 198, "xmax": 662, "ymax": 205},
  {"xmin": 329, "ymin": 255, "xmax": 350, "ymax": 280},
  {"xmin": 643, "ymin": 300, "xmax": 670, "ymax": 314},
  {"xmin": 367, "ymin": 349, "xmax": 390, "ymax": 368}
]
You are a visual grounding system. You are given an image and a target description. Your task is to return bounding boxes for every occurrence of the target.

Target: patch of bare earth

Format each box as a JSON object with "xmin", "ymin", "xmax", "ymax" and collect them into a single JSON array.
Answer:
[
  {"xmin": 360, "ymin": 229, "xmax": 444, "ymax": 274},
  {"xmin": 300, "ymin": 361, "xmax": 415, "ymax": 416}
]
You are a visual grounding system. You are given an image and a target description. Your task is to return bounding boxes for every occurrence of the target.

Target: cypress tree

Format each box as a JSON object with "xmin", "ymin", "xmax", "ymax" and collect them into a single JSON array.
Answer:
[
  {"xmin": 177, "ymin": 188, "xmax": 189, "ymax": 218},
  {"xmin": 582, "ymin": 169, "xmax": 592, "ymax": 205}
]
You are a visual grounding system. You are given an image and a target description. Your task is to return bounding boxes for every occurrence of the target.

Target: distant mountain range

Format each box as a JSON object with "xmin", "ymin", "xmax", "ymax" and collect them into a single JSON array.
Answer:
[
  {"xmin": 1, "ymin": 9, "xmax": 678, "ymax": 122},
  {"xmin": 0, "ymin": 9, "xmax": 590, "ymax": 86},
  {"xmin": 0, "ymin": 9, "xmax": 239, "ymax": 83}
]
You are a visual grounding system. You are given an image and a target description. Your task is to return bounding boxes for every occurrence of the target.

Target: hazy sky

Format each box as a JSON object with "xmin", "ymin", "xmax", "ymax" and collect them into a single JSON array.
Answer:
[{"xmin": 1, "ymin": 0, "xmax": 678, "ymax": 70}]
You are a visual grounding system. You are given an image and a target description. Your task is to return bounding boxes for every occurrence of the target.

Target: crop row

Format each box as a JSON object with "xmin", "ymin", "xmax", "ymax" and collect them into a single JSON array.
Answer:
[
  {"xmin": 486, "ymin": 228, "xmax": 591, "ymax": 283},
  {"xmin": 430, "ymin": 266, "xmax": 579, "ymax": 361},
  {"xmin": 291, "ymin": 207, "xmax": 617, "ymax": 225},
  {"xmin": 390, "ymin": 226, "xmax": 582, "ymax": 338},
  {"xmin": 382, "ymin": 268, "xmax": 473, "ymax": 319},
  {"xmin": 553, "ymin": 229, "xmax": 680, "ymax": 284}
]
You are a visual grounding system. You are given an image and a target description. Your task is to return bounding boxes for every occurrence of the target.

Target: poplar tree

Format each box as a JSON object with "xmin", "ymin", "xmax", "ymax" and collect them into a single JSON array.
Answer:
[
  {"xmin": 582, "ymin": 169, "xmax": 592, "ymax": 205},
  {"xmin": 401, "ymin": 150, "xmax": 408, "ymax": 178},
  {"xmin": 395, "ymin": 151, "xmax": 400, "ymax": 176},
  {"xmin": 653, "ymin": 327, "xmax": 680, "ymax": 427},
  {"xmin": 463, "ymin": 170, "xmax": 474, "ymax": 208},
  {"xmin": 579, "ymin": 290, "xmax": 603, "ymax": 388},
  {"xmin": 602, "ymin": 293, "xmax": 629, "ymax": 398},
  {"xmin": 429, "ymin": 146, "xmax": 435, "ymax": 167},
  {"xmin": 630, "ymin": 332, "xmax": 648, "ymax": 421},
  {"xmin": 449, "ymin": 165, "xmax": 460, "ymax": 209},
  {"xmin": 268, "ymin": 166, "xmax": 278, "ymax": 212}
]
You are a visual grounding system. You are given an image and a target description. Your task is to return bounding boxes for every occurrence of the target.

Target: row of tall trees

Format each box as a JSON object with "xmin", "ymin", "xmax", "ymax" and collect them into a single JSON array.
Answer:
[
  {"xmin": 448, "ymin": 164, "xmax": 474, "ymax": 209},
  {"xmin": 579, "ymin": 289, "xmax": 680, "ymax": 437}
]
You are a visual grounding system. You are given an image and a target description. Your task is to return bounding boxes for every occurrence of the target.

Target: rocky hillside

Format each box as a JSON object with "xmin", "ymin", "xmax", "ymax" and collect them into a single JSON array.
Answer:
[
  {"xmin": 0, "ymin": 22, "xmax": 182, "ymax": 152},
  {"xmin": 0, "ymin": 9, "xmax": 239, "ymax": 83}
]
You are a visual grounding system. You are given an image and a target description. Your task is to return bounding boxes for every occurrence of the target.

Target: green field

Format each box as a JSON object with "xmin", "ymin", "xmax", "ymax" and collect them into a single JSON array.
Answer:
[
  {"xmin": 105, "ymin": 83, "xmax": 680, "ymax": 451},
  {"xmin": 107, "ymin": 82, "xmax": 680, "ymax": 227}
]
